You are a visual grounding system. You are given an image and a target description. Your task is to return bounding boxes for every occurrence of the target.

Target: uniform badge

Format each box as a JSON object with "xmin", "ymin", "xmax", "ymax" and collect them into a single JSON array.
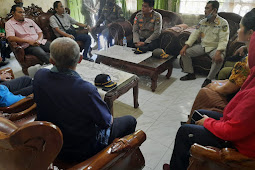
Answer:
[
  {"xmin": 214, "ymin": 18, "xmax": 220, "ymax": 25},
  {"xmin": 151, "ymin": 19, "xmax": 155, "ymax": 23},
  {"xmin": 222, "ymin": 25, "xmax": 228, "ymax": 32},
  {"xmin": 195, "ymin": 24, "xmax": 200, "ymax": 29},
  {"xmin": 139, "ymin": 19, "xmax": 143, "ymax": 22},
  {"xmin": 134, "ymin": 17, "xmax": 137, "ymax": 24},
  {"xmin": 139, "ymin": 24, "xmax": 143, "ymax": 28}
]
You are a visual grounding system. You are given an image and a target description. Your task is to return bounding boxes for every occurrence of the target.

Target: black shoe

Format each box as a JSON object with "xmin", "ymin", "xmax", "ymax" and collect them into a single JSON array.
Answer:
[
  {"xmin": 180, "ymin": 73, "xmax": 196, "ymax": 81},
  {"xmin": 201, "ymin": 78, "xmax": 212, "ymax": 88},
  {"xmin": 83, "ymin": 57, "xmax": 94, "ymax": 62},
  {"xmin": 0, "ymin": 61, "xmax": 9, "ymax": 67},
  {"xmin": 180, "ymin": 121, "xmax": 186, "ymax": 125}
]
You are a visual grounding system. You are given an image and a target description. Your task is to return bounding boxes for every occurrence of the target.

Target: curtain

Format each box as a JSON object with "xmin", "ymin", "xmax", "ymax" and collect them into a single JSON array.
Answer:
[
  {"xmin": 220, "ymin": 0, "xmax": 255, "ymax": 16},
  {"xmin": 171, "ymin": 0, "xmax": 180, "ymax": 12}
]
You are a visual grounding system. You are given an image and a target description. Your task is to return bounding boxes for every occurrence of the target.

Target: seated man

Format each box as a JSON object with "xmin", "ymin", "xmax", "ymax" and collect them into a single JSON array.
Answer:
[
  {"xmin": 5, "ymin": 4, "xmax": 50, "ymax": 64},
  {"xmin": 91, "ymin": 0, "xmax": 125, "ymax": 49},
  {"xmin": 33, "ymin": 37, "xmax": 137, "ymax": 162},
  {"xmin": 133, "ymin": 0, "xmax": 162, "ymax": 54},
  {"xmin": 179, "ymin": 0, "xmax": 229, "ymax": 87},
  {"xmin": 0, "ymin": 71, "xmax": 33, "ymax": 107},
  {"xmin": 50, "ymin": 1, "xmax": 92, "ymax": 61}
]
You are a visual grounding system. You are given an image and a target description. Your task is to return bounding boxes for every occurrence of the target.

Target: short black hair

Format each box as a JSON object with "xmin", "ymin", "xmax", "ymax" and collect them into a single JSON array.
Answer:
[
  {"xmin": 143, "ymin": 0, "xmax": 154, "ymax": 7},
  {"xmin": 241, "ymin": 9, "xmax": 255, "ymax": 33},
  {"xmin": 207, "ymin": 1, "xmax": 219, "ymax": 11},
  {"xmin": 10, "ymin": 4, "xmax": 22, "ymax": 13},
  {"xmin": 53, "ymin": 1, "xmax": 61, "ymax": 10}
]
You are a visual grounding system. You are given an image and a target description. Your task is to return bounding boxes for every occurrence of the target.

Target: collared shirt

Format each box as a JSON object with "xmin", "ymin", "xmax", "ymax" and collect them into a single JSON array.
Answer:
[
  {"xmin": 34, "ymin": 68, "xmax": 112, "ymax": 161},
  {"xmin": 185, "ymin": 15, "xmax": 229, "ymax": 53},
  {"xmin": 133, "ymin": 10, "xmax": 162, "ymax": 44},
  {"xmin": 49, "ymin": 13, "xmax": 78, "ymax": 37},
  {"xmin": 5, "ymin": 18, "xmax": 47, "ymax": 49}
]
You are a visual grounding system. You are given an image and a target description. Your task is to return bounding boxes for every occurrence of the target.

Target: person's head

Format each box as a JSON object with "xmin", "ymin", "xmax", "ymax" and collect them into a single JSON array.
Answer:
[
  {"xmin": 14, "ymin": 0, "xmax": 23, "ymax": 6},
  {"xmin": 238, "ymin": 9, "xmax": 255, "ymax": 43},
  {"xmin": 11, "ymin": 4, "xmax": 25, "ymax": 22},
  {"xmin": 53, "ymin": 1, "xmax": 64, "ymax": 14},
  {"xmin": 142, "ymin": 0, "xmax": 154, "ymax": 15},
  {"xmin": 50, "ymin": 37, "xmax": 82, "ymax": 71},
  {"xmin": 205, "ymin": 1, "xmax": 219, "ymax": 19}
]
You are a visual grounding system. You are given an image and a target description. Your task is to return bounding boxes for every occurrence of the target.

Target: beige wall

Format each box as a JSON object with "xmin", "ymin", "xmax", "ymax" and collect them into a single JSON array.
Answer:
[{"xmin": 0, "ymin": 0, "xmax": 67, "ymax": 17}]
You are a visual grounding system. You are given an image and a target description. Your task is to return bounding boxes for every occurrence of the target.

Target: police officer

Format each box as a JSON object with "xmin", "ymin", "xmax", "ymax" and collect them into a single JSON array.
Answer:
[
  {"xmin": 91, "ymin": 0, "xmax": 124, "ymax": 49},
  {"xmin": 133, "ymin": 0, "xmax": 162, "ymax": 54},
  {"xmin": 179, "ymin": 0, "xmax": 229, "ymax": 88}
]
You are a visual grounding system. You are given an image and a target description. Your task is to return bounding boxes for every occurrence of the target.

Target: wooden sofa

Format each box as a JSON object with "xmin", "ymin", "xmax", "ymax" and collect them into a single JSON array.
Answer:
[{"xmin": 0, "ymin": 117, "xmax": 146, "ymax": 170}]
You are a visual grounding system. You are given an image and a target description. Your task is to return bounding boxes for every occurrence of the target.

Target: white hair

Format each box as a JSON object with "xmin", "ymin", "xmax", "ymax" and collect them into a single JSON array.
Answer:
[{"xmin": 50, "ymin": 37, "xmax": 80, "ymax": 70}]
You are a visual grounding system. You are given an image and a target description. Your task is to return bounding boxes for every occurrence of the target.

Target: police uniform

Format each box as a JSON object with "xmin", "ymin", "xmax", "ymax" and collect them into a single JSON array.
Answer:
[
  {"xmin": 181, "ymin": 15, "xmax": 229, "ymax": 80},
  {"xmin": 91, "ymin": 3, "xmax": 124, "ymax": 41},
  {"xmin": 133, "ymin": 10, "xmax": 162, "ymax": 51}
]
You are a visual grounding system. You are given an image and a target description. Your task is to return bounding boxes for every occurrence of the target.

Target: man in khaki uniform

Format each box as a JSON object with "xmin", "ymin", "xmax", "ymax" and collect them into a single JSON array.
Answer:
[
  {"xmin": 91, "ymin": 0, "xmax": 124, "ymax": 49},
  {"xmin": 133, "ymin": 0, "xmax": 162, "ymax": 53},
  {"xmin": 180, "ymin": 0, "xmax": 229, "ymax": 87}
]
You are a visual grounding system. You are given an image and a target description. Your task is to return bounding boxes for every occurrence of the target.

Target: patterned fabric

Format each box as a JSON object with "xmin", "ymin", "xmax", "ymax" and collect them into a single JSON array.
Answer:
[{"xmin": 229, "ymin": 56, "xmax": 250, "ymax": 87}]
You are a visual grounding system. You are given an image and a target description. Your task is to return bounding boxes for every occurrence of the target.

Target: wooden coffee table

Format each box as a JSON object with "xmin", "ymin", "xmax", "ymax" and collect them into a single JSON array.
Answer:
[{"xmin": 96, "ymin": 45, "xmax": 175, "ymax": 92}]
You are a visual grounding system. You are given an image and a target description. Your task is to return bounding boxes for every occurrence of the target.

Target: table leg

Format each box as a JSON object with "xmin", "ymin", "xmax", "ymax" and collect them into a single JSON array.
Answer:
[
  {"xmin": 151, "ymin": 74, "xmax": 158, "ymax": 92},
  {"xmin": 166, "ymin": 63, "xmax": 173, "ymax": 79},
  {"xmin": 133, "ymin": 81, "xmax": 139, "ymax": 108},
  {"xmin": 104, "ymin": 98, "xmax": 114, "ymax": 115}
]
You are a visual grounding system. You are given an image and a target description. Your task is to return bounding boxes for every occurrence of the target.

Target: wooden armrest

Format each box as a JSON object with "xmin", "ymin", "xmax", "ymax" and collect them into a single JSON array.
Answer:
[
  {"xmin": 8, "ymin": 103, "xmax": 36, "ymax": 121},
  {"xmin": 0, "ymin": 94, "xmax": 34, "ymax": 113},
  {"xmin": 0, "ymin": 67, "xmax": 14, "ymax": 79},
  {"xmin": 8, "ymin": 42, "xmax": 25, "ymax": 63},
  {"xmin": 190, "ymin": 143, "xmax": 222, "ymax": 162},
  {"xmin": 190, "ymin": 143, "xmax": 255, "ymax": 169},
  {"xmin": 68, "ymin": 130, "xmax": 146, "ymax": 170}
]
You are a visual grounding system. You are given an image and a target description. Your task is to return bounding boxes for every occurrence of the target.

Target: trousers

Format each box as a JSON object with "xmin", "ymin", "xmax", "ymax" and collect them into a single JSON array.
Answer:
[
  {"xmin": 1, "ymin": 76, "xmax": 33, "ymax": 96},
  {"xmin": 24, "ymin": 41, "xmax": 51, "ymax": 64},
  {"xmin": 169, "ymin": 109, "xmax": 227, "ymax": 170},
  {"xmin": 181, "ymin": 44, "xmax": 225, "ymax": 80}
]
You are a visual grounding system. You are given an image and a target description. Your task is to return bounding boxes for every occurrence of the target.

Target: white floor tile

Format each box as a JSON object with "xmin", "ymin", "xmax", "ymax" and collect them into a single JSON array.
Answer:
[{"xmin": 140, "ymin": 138, "xmax": 168, "ymax": 169}]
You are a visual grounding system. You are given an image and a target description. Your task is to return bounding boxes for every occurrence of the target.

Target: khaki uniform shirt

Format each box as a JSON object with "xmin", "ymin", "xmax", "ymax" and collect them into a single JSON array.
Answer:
[
  {"xmin": 96, "ymin": 4, "xmax": 124, "ymax": 27},
  {"xmin": 133, "ymin": 10, "xmax": 162, "ymax": 44},
  {"xmin": 185, "ymin": 15, "xmax": 229, "ymax": 53}
]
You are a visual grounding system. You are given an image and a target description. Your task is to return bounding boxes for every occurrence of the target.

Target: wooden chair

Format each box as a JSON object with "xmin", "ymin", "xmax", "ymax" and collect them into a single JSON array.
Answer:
[
  {"xmin": 0, "ymin": 117, "xmax": 146, "ymax": 170},
  {"xmin": 188, "ymin": 143, "xmax": 255, "ymax": 170}
]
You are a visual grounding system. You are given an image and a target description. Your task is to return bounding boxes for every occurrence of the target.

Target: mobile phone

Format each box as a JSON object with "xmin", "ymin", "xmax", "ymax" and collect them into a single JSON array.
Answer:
[{"xmin": 191, "ymin": 110, "xmax": 204, "ymax": 123}]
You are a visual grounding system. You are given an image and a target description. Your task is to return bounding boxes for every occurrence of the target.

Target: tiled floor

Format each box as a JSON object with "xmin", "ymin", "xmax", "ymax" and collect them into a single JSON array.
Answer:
[
  {"xmin": 113, "ymin": 68, "xmax": 205, "ymax": 170},
  {"xmin": 4, "ymin": 53, "xmax": 206, "ymax": 170}
]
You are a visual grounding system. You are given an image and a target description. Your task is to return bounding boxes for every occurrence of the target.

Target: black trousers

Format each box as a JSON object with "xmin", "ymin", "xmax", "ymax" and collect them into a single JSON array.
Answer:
[
  {"xmin": 108, "ymin": 115, "xmax": 137, "ymax": 143},
  {"xmin": 24, "ymin": 41, "xmax": 50, "ymax": 64},
  {"xmin": 130, "ymin": 38, "xmax": 160, "ymax": 51},
  {"xmin": 1, "ymin": 76, "xmax": 33, "ymax": 96},
  {"xmin": 169, "ymin": 109, "xmax": 227, "ymax": 170}
]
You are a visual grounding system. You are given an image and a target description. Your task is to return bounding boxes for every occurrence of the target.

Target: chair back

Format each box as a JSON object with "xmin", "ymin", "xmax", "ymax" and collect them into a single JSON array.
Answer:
[{"xmin": 0, "ymin": 118, "xmax": 63, "ymax": 170}]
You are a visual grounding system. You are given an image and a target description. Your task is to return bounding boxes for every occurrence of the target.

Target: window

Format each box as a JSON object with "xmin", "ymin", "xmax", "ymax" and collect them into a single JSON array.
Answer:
[{"xmin": 179, "ymin": 0, "xmax": 255, "ymax": 16}]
